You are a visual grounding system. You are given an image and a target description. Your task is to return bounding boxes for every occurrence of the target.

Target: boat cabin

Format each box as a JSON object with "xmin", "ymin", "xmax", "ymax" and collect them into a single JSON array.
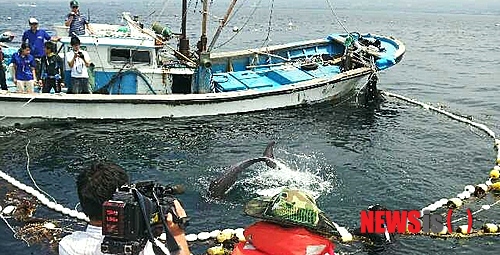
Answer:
[{"xmin": 54, "ymin": 20, "xmax": 195, "ymax": 95}]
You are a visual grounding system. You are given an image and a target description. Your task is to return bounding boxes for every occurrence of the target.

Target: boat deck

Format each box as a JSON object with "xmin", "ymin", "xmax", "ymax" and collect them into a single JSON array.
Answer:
[{"xmin": 214, "ymin": 64, "xmax": 341, "ymax": 92}]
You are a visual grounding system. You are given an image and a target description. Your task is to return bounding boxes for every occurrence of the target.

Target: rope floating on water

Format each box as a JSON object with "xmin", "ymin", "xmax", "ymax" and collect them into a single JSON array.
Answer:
[
  {"xmin": 0, "ymin": 91, "xmax": 499, "ymax": 245},
  {"xmin": 383, "ymin": 92, "xmax": 496, "ymax": 137},
  {"xmin": 382, "ymin": 90, "xmax": 500, "ymax": 238}
]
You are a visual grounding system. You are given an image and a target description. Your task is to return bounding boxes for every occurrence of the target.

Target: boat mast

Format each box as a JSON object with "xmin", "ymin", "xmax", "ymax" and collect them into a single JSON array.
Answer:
[
  {"xmin": 179, "ymin": 0, "xmax": 190, "ymax": 57},
  {"xmin": 197, "ymin": 0, "xmax": 209, "ymax": 53},
  {"xmin": 208, "ymin": 0, "xmax": 238, "ymax": 51}
]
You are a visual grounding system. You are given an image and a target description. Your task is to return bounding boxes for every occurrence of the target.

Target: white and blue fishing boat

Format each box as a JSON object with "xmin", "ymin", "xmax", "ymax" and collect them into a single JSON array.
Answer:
[{"xmin": 0, "ymin": 0, "xmax": 405, "ymax": 124}]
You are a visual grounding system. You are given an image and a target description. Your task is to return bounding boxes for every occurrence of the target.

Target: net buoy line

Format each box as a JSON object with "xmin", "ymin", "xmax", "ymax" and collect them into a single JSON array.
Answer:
[
  {"xmin": 379, "ymin": 90, "xmax": 500, "ymax": 238},
  {"xmin": 0, "ymin": 92, "xmax": 499, "ymax": 248}
]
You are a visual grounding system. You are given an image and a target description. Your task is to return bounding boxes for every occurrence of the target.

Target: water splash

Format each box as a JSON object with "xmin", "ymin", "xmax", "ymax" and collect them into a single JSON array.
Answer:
[{"xmin": 241, "ymin": 153, "xmax": 337, "ymax": 199}]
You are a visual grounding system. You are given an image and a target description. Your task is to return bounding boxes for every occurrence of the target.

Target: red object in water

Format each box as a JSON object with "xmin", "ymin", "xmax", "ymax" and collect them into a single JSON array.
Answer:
[{"xmin": 232, "ymin": 221, "xmax": 336, "ymax": 255}]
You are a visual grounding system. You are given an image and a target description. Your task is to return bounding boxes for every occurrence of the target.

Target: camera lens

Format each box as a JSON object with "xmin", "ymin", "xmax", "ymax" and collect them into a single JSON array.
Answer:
[{"xmin": 101, "ymin": 246, "xmax": 109, "ymax": 252}]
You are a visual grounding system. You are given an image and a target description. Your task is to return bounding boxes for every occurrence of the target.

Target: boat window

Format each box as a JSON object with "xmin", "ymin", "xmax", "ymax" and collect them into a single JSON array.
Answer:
[
  {"xmin": 131, "ymin": 50, "xmax": 150, "ymax": 64},
  {"xmin": 109, "ymin": 48, "xmax": 150, "ymax": 64},
  {"xmin": 110, "ymin": 49, "xmax": 130, "ymax": 62}
]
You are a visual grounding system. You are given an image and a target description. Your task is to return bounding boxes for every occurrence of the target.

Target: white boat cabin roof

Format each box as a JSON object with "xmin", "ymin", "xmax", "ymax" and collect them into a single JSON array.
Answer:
[
  {"xmin": 54, "ymin": 12, "xmax": 158, "ymax": 49},
  {"xmin": 58, "ymin": 34, "xmax": 157, "ymax": 48}
]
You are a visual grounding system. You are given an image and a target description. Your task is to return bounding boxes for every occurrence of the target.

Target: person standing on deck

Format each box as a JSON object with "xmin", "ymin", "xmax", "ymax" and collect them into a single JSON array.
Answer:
[
  {"xmin": 22, "ymin": 18, "xmax": 56, "ymax": 80},
  {"xmin": 40, "ymin": 42, "xmax": 65, "ymax": 93},
  {"xmin": 0, "ymin": 45, "xmax": 7, "ymax": 91},
  {"xmin": 65, "ymin": 1, "xmax": 93, "ymax": 36},
  {"xmin": 66, "ymin": 36, "xmax": 90, "ymax": 94},
  {"xmin": 10, "ymin": 43, "xmax": 37, "ymax": 93}
]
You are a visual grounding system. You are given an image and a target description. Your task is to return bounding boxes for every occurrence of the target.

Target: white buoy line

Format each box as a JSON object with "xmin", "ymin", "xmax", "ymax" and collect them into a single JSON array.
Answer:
[
  {"xmin": 0, "ymin": 90, "xmax": 499, "ymax": 242},
  {"xmin": 384, "ymin": 91, "xmax": 500, "ymax": 234},
  {"xmin": 0, "ymin": 169, "xmax": 89, "ymax": 222}
]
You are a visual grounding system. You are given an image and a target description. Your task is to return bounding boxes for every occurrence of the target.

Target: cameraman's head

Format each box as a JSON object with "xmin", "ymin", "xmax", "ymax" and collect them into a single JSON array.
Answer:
[
  {"xmin": 77, "ymin": 162, "xmax": 129, "ymax": 223},
  {"xmin": 70, "ymin": 36, "xmax": 81, "ymax": 52}
]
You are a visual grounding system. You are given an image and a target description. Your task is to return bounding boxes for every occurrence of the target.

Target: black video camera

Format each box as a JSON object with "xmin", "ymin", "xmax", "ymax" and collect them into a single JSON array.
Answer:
[{"xmin": 101, "ymin": 181, "xmax": 188, "ymax": 255}]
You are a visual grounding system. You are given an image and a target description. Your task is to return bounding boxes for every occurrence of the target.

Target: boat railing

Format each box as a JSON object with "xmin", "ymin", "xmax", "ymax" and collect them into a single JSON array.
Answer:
[{"xmin": 52, "ymin": 12, "xmax": 155, "ymax": 40}]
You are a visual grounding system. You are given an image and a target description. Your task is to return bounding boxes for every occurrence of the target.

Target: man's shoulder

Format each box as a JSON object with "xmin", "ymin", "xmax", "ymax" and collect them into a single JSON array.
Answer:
[
  {"xmin": 59, "ymin": 229, "xmax": 104, "ymax": 255},
  {"xmin": 11, "ymin": 53, "xmax": 20, "ymax": 61},
  {"xmin": 59, "ymin": 230, "xmax": 88, "ymax": 243},
  {"xmin": 40, "ymin": 29, "xmax": 50, "ymax": 36}
]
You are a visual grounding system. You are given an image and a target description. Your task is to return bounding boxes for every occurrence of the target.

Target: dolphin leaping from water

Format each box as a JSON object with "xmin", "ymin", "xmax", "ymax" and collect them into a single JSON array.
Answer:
[{"xmin": 208, "ymin": 141, "xmax": 276, "ymax": 198}]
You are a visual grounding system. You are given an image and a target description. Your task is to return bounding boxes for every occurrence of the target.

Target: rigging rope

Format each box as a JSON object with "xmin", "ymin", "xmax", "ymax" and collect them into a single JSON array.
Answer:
[
  {"xmin": 260, "ymin": 0, "xmax": 275, "ymax": 49},
  {"xmin": 213, "ymin": 0, "xmax": 263, "ymax": 50},
  {"xmin": 325, "ymin": 0, "xmax": 350, "ymax": 35}
]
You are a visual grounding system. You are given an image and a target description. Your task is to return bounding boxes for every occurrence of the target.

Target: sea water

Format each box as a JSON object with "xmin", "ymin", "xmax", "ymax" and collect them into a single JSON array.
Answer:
[{"xmin": 0, "ymin": 0, "xmax": 499, "ymax": 254}]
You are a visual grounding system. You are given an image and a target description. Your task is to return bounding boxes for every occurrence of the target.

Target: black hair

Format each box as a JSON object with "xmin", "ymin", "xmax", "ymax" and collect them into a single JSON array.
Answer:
[
  {"xmin": 70, "ymin": 36, "xmax": 80, "ymax": 46},
  {"xmin": 45, "ymin": 41, "xmax": 56, "ymax": 52},
  {"xmin": 76, "ymin": 162, "xmax": 129, "ymax": 221},
  {"xmin": 20, "ymin": 42, "xmax": 30, "ymax": 50}
]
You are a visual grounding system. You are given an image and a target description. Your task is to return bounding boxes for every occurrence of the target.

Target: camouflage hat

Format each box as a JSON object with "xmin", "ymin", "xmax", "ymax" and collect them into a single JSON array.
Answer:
[{"xmin": 244, "ymin": 188, "xmax": 321, "ymax": 228}]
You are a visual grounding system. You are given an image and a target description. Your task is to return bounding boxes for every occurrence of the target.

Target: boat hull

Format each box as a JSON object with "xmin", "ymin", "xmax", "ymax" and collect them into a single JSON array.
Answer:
[{"xmin": 0, "ymin": 69, "xmax": 370, "ymax": 122}]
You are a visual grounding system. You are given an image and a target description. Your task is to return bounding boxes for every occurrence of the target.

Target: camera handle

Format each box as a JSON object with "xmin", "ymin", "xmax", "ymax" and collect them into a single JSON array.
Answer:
[
  {"xmin": 153, "ymin": 192, "xmax": 182, "ymax": 253},
  {"xmin": 134, "ymin": 189, "xmax": 180, "ymax": 254}
]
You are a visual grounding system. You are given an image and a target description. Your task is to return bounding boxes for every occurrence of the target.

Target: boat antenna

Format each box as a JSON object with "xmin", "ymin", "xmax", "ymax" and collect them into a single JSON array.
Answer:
[
  {"xmin": 207, "ymin": 0, "xmax": 238, "ymax": 51},
  {"xmin": 197, "ymin": 0, "xmax": 209, "ymax": 53},
  {"xmin": 87, "ymin": 8, "xmax": 91, "ymax": 23},
  {"xmin": 179, "ymin": 0, "xmax": 190, "ymax": 57}
]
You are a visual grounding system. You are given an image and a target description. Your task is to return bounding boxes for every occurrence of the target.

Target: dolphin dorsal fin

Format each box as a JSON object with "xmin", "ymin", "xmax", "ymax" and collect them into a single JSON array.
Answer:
[
  {"xmin": 263, "ymin": 141, "xmax": 276, "ymax": 168},
  {"xmin": 263, "ymin": 141, "xmax": 275, "ymax": 158}
]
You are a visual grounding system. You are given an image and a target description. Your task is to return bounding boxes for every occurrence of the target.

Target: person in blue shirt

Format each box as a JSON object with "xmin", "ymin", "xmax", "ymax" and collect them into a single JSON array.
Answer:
[
  {"xmin": 21, "ymin": 17, "xmax": 54, "ymax": 80},
  {"xmin": 65, "ymin": 0, "xmax": 93, "ymax": 36},
  {"xmin": 10, "ymin": 43, "xmax": 37, "ymax": 93}
]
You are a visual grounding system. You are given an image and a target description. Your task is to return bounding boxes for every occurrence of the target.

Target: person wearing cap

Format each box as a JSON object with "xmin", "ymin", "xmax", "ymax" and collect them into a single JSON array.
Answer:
[
  {"xmin": 65, "ymin": 1, "xmax": 93, "ymax": 36},
  {"xmin": 66, "ymin": 36, "xmax": 91, "ymax": 94},
  {"xmin": 10, "ymin": 43, "xmax": 37, "ymax": 93},
  {"xmin": 22, "ymin": 17, "xmax": 55, "ymax": 80}
]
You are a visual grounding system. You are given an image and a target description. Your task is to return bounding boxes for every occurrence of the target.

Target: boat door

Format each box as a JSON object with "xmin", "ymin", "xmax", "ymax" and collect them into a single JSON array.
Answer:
[{"xmin": 171, "ymin": 74, "xmax": 192, "ymax": 94}]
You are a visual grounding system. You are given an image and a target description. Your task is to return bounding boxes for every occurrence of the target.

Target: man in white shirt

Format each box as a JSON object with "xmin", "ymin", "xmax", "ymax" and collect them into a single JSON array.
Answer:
[
  {"xmin": 58, "ymin": 162, "xmax": 191, "ymax": 255},
  {"xmin": 66, "ymin": 36, "xmax": 91, "ymax": 94}
]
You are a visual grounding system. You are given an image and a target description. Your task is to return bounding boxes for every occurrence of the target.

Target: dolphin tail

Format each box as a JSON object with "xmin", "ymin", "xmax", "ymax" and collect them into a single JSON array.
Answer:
[{"xmin": 263, "ymin": 141, "xmax": 277, "ymax": 169}]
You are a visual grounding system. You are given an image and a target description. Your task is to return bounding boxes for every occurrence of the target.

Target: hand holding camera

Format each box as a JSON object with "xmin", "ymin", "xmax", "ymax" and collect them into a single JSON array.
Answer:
[
  {"xmin": 78, "ymin": 51, "xmax": 85, "ymax": 59},
  {"xmin": 166, "ymin": 199, "xmax": 189, "ymax": 234},
  {"xmin": 70, "ymin": 11, "xmax": 76, "ymax": 16}
]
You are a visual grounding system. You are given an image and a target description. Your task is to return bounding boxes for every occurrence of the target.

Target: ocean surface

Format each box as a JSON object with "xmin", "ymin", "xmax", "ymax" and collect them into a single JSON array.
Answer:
[{"xmin": 1, "ymin": 0, "xmax": 500, "ymax": 254}]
